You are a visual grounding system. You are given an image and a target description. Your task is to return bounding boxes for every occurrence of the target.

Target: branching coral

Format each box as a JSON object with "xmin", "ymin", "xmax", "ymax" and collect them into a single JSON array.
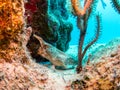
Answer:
[
  {"xmin": 71, "ymin": 0, "xmax": 93, "ymax": 16},
  {"xmin": 71, "ymin": 0, "xmax": 101, "ymax": 73},
  {"xmin": 111, "ymin": 0, "xmax": 120, "ymax": 14}
]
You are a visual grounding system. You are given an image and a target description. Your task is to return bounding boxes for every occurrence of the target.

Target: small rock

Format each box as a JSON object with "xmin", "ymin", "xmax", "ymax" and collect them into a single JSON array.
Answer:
[
  {"xmin": 110, "ymin": 52, "xmax": 118, "ymax": 57},
  {"xmin": 0, "ymin": 71, "xmax": 4, "ymax": 81}
]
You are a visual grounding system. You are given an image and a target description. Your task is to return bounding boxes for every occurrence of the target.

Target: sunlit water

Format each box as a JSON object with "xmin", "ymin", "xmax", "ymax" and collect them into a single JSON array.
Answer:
[{"xmin": 69, "ymin": 0, "xmax": 120, "ymax": 45}]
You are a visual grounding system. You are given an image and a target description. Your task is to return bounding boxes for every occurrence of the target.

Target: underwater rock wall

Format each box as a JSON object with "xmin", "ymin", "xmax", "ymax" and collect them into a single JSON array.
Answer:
[{"xmin": 25, "ymin": 0, "xmax": 73, "ymax": 61}]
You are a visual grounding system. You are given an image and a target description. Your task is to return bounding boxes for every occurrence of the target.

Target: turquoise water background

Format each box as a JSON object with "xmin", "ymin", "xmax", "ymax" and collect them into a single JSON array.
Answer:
[{"xmin": 70, "ymin": 0, "xmax": 120, "ymax": 45}]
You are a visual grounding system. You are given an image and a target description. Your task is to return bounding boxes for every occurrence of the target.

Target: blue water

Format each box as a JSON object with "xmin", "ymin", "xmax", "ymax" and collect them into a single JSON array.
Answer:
[{"xmin": 70, "ymin": 0, "xmax": 120, "ymax": 45}]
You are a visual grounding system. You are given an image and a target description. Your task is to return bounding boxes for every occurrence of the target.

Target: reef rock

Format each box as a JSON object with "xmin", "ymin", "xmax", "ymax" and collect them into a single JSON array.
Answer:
[
  {"xmin": 70, "ymin": 45, "xmax": 120, "ymax": 90},
  {"xmin": 89, "ymin": 38, "xmax": 120, "ymax": 63}
]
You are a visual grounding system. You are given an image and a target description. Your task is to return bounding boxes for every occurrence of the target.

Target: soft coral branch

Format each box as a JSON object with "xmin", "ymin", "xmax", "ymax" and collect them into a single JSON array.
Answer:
[
  {"xmin": 71, "ymin": 0, "xmax": 101, "ymax": 73},
  {"xmin": 71, "ymin": 0, "xmax": 93, "ymax": 16},
  {"xmin": 82, "ymin": 15, "xmax": 101, "ymax": 58}
]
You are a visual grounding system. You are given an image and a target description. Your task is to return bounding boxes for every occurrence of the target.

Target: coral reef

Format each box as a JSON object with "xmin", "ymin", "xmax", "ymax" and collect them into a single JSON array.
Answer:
[
  {"xmin": 71, "ymin": 46, "xmax": 120, "ymax": 90},
  {"xmin": 0, "ymin": 0, "xmax": 24, "ymax": 41},
  {"xmin": 71, "ymin": 0, "xmax": 101, "ymax": 73},
  {"xmin": 0, "ymin": 0, "xmax": 30, "ymax": 63},
  {"xmin": 25, "ymin": 0, "xmax": 73, "ymax": 62},
  {"xmin": 1, "ymin": 0, "xmax": 120, "ymax": 90},
  {"xmin": 0, "ymin": 1, "xmax": 70, "ymax": 89}
]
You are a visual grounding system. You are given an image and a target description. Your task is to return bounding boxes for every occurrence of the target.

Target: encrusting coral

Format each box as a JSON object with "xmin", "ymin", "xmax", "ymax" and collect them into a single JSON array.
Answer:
[
  {"xmin": 71, "ymin": 0, "xmax": 101, "ymax": 73},
  {"xmin": 0, "ymin": 0, "xmax": 30, "ymax": 63},
  {"xmin": 70, "ymin": 46, "xmax": 120, "ymax": 90},
  {"xmin": 0, "ymin": 0, "xmax": 24, "ymax": 40}
]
